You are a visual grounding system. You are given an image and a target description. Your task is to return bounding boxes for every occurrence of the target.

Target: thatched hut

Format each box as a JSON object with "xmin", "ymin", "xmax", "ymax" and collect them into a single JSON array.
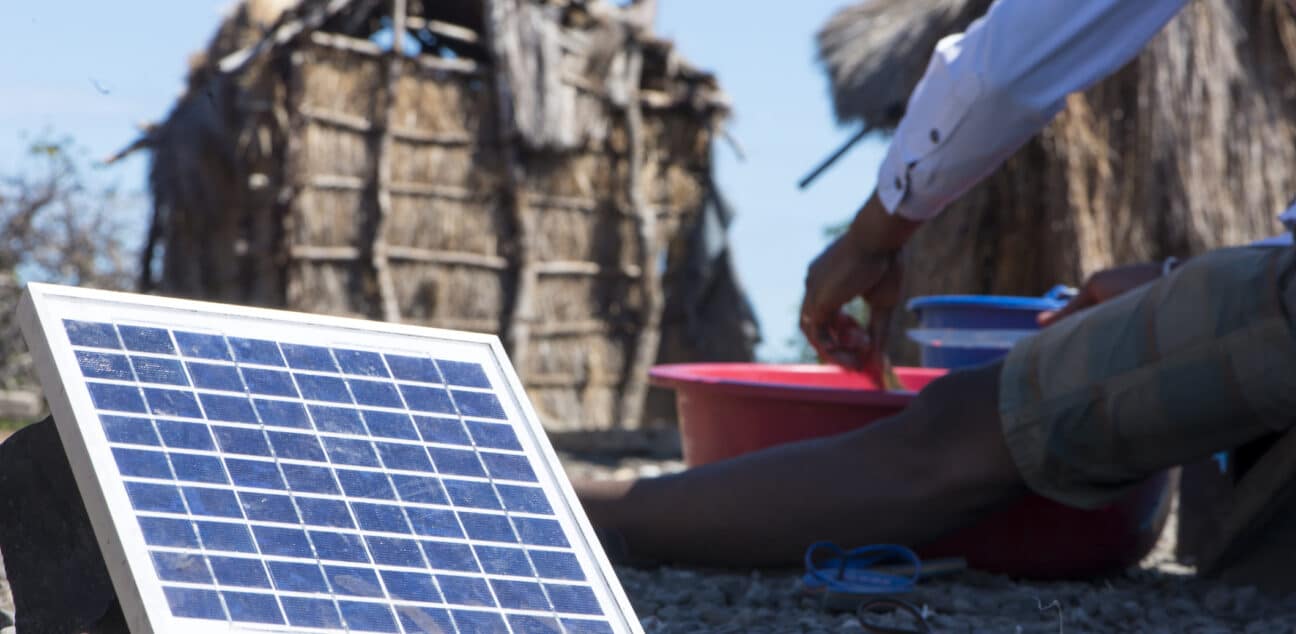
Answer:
[
  {"xmin": 120, "ymin": 0, "xmax": 758, "ymax": 433},
  {"xmin": 817, "ymin": 0, "xmax": 1296, "ymax": 362}
]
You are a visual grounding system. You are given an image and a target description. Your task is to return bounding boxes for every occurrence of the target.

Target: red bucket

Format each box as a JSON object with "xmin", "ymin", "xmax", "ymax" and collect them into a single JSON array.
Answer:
[{"xmin": 649, "ymin": 363, "xmax": 1172, "ymax": 579}]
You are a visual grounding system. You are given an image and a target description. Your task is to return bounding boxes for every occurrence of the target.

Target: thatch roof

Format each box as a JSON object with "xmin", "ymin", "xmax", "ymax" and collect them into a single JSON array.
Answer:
[{"xmin": 817, "ymin": 0, "xmax": 991, "ymax": 127}]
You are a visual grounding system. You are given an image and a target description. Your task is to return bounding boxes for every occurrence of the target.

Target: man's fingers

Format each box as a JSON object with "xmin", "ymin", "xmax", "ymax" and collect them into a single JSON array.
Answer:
[{"xmin": 1038, "ymin": 295, "xmax": 1090, "ymax": 327}]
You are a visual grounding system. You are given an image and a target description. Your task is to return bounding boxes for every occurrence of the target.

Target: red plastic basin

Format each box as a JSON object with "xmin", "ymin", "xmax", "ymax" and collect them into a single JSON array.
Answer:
[{"xmin": 650, "ymin": 363, "xmax": 1172, "ymax": 579}]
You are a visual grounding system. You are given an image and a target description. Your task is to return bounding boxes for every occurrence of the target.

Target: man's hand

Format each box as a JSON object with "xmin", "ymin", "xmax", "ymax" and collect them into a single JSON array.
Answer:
[
  {"xmin": 1038, "ymin": 262, "xmax": 1165, "ymax": 327},
  {"xmin": 799, "ymin": 193, "xmax": 919, "ymax": 373}
]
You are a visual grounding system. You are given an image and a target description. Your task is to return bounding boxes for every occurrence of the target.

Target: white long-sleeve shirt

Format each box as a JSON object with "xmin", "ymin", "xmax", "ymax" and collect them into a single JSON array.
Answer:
[{"xmin": 877, "ymin": 0, "xmax": 1296, "ymax": 238}]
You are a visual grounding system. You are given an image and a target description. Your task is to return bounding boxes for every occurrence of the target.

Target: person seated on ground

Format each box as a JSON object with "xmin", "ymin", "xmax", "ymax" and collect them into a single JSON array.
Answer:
[{"xmin": 574, "ymin": 0, "xmax": 1296, "ymax": 568}]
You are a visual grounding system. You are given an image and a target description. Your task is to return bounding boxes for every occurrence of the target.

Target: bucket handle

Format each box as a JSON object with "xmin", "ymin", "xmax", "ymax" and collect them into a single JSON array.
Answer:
[{"xmin": 1043, "ymin": 284, "xmax": 1078, "ymax": 303}]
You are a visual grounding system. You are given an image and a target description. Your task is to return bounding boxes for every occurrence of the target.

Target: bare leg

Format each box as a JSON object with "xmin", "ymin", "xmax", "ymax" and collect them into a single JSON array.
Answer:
[{"xmin": 576, "ymin": 363, "xmax": 1027, "ymax": 567}]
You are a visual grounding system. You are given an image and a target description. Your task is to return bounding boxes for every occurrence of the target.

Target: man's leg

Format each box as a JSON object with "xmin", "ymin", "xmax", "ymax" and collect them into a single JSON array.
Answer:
[{"xmin": 578, "ymin": 363, "xmax": 1028, "ymax": 566}]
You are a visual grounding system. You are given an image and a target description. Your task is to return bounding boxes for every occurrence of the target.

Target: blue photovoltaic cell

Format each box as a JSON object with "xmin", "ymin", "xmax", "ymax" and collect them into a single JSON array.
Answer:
[
  {"xmin": 143, "ymin": 388, "xmax": 202, "ymax": 418},
  {"xmin": 152, "ymin": 551, "xmax": 214, "ymax": 583},
  {"xmin": 375, "ymin": 442, "xmax": 433, "ymax": 472},
  {"xmin": 210, "ymin": 556, "xmax": 272, "ymax": 588},
  {"xmin": 225, "ymin": 458, "xmax": 285, "ymax": 489},
  {"xmin": 438, "ymin": 360, "xmax": 491, "ymax": 388},
  {"xmin": 529, "ymin": 550, "xmax": 585, "ymax": 581},
  {"xmin": 390, "ymin": 474, "xmax": 448, "ymax": 505},
  {"xmin": 294, "ymin": 374, "xmax": 350, "ymax": 403},
  {"xmin": 309, "ymin": 405, "xmax": 365, "ymax": 434},
  {"xmin": 211, "ymin": 426, "xmax": 271, "ymax": 456},
  {"xmin": 385, "ymin": 354, "xmax": 440, "ymax": 383},
  {"xmin": 497, "ymin": 484, "xmax": 552, "ymax": 515},
  {"xmin": 366, "ymin": 536, "xmax": 424, "ymax": 567},
  {"xmin": 52, "ymin": 316, "xmax": 622, "ymax": 631},
  {"xmin": 512, "ymin": 615, "xmax": 564, "ymax": 634},
  {"xmin": 406, "ymin": 507, "xmax": 462, "ymax": 538},
  {"xmin": 140, "ymin": 517, "xmax": 198, "ymax": 548},
  {"xmin": 454, "ymin": 610, "xmax": 509, "ymax": 632},
  {"xmin": 113, "ymin": 448, "xmax": 172, "ymax": 479},
  {"xmin": 171, "ymin": 453, "xmax": 229, "ymax": 484},
  {"xmin": 201, "ymin": 395, "xmax": 258, "ymax": 424},
  {"xmin": 467, "ymin": 420, "xmax": 522, "ymax": 451},
  {"xmin": 156, "ymin": 419, "xmax": 214, "ymax": 450},
  {"xmin": 255, "ymin": 399, "xmax": 310, "ymax": 429},
  {"xmin": 428, "ymin": 447, "xmax": 486, "ymax": 478},
  {"xmin": 187, "ymin": 362, "xmax": 243, "ymax": 392},
  {"xmin": 476, "ymin": 545, "xmax": 533, "ymax": 577},
  {"xmin": 239, "ymin": 492, "xmax": 300, "ymax": 523},
  {"xmin": 443, "ymin": 479, "xmax": 502, "ymax": 510},
  {"xmin": 333, "ymin": 348, "xmax": 389, "ymax": 378},
  {"xmin": 270, "ymin": 432, "xmax": 326, "ymax": 462},
  {"xmin": 281, "ymin": 596, "xmax": 342, "ymax": 629},
  {"xmin": 183, "ymin": 486, "xmax": 242, "ymax": 518},
  {"xmin": 118, "ymin": 325, "xmax": 175, "ymax": 354},
  {"xmin": 281, "ymin": 344, "xmax": 338, "ymax": 372},
  {"xmin": 382, "ymin": 570, "xmax": 441, "ymax": 603},
  {"xmin": 253, "ymin": 525, "xmax": 313, "ymax": 558},
  {"xmin": 492, "ymin": 579, "xmax": 551, "ymax": 611},
  {"xmin": 459, "ymin": 512, "xmax": 517, "ymax": 543},
  {"xmin": 130, "ymin": 357, "xmax": 188, "ymax": 386},
  {"xmin": 77, "ymin": 351, "xmax": 133, "ymax": 380},
  {"xmin": 398, "ymin": 384, "xmax": 455, "ymax": 415},
  {"xmin": 482, "ymin": 452, "xmax": 538, "ymax": 482},
  {"xmin": 172, "ymin": 331, "xmax": 231, "ymax": 360},
  {"xmin": 325, "ymin": 565, "xmax": 384, "ymax": 598},
  {"xmin": 281, "ymin": 463, "xmax": 338, "ymax": 494},
  {"xmin": 102, "ymin": 415, "xmax": 160, "ymax": 446},
  {"xmin": 347, "ymin": 378, "xmax": 403, "ymax": 408},
  {"xmin": 363, "ymin": 410, "xmax": 418, "ymax": 440},
  {"xmin": 298, "ymin": 498, "xmax": 355, "ymax": 529},
  {"xmin": 336, "ymin": 469, "xmax": 395, "ymax": 500},
  {"xmin": 223, "ymin": 591, "xmax": 284, "ymax": 624},
  {"xmin": 198, "ymin": 521, "xmax": 256, "ymax": 553},
  {"xmin": 545, "ymin": 584, "xmax": 602, "ymax": 615},
  {"xmin": 564, "ymin": 619, "xmax": 616, "ymax": 634},
  {"xmin": 352, "ymin": 502, "xmax": 411, "ymax": 533},
  {"xmin": 269, "ymin": 561, "xmax": 331, "ymax": 593},
  {"xmin": 414, "ymin": 416, "xmax": 471, "ymax": 446},
  {"xmin": 322, "ymin": 437, "xmax": 379, "ymax": 466},
  {"xmin": 89, "ymin": 382, "xmax": 146, "ymax": 413},
  {"xmin": 228, "ymin": 338, "xmax": 285, "ymax": 366},
  {"xmin": 438, "ymin": 575, "xmax": 495, "ymax": 607},
  {"xmin": 163, "ymin": 587, "xmax": 225, "ymax": 619},
  {"xmin": 338, "ymin": 601, "xmax": 398, "ymax": 633},
  {"xmin": 398, "ymin": 606, "xmax": 456, "ymax": 634},
  {"xmin": 451, "ymin": 390, "xmax": 506, "ymax": 420},
  {"xmin": 420, "ymin": 541, "xmax": 479, "ymax": 573},
  {"xmin": 65, "ymin": 320, "xmax": 120, "ymax": 349},
  {"xmin": 241, "ymin": 368, "xmax": 298, "ymax": 397},
  {"xmin": 513, "ymin": 517, "xmax": 568, "ymax": 548},
  {"xmin": 125, "ymin": 482, "xmax": 185, "ymax": 513},
  {"xmin": 310, "ymin": 531, "xmax": 370, "ymax": 563}
]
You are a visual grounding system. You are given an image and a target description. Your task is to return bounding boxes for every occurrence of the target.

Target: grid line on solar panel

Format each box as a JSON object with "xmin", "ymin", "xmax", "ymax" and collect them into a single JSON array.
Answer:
[{"xmin": 61, "ymin": 319, "xmax": 613, "ymax": 630}]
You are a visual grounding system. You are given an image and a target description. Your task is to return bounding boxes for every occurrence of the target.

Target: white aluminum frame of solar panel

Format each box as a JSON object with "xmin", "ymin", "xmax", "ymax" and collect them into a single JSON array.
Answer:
[{"xmin": 18, "ymin": 283, "xmax": 643, "ymax": 634}]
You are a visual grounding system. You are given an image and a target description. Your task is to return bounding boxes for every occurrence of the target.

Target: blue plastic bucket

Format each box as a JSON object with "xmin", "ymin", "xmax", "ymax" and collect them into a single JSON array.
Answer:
[{"xmin": 906, "ymin": 286, "xmax": 1074, "ymax": 369}]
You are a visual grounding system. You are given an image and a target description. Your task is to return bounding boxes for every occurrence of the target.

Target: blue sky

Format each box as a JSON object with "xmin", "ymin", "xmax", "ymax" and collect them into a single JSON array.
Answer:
[{"xmin": 0, "ymin": 1, "xmax": 888, "ymax": 361}]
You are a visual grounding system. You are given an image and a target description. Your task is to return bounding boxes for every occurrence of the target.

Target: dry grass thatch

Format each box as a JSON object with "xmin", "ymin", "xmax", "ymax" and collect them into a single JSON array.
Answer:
[
  {"xmin": 121, "ymin": 0, "xmax": 758, "ymax": 432},
  {"xmin": 818, "ymin": 0, "xmax": 1296, "ymax": 363}
]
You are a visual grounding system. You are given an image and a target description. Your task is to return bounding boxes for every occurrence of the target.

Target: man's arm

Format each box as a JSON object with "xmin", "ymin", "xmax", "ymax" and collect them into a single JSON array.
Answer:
[
  {"xmin": 806, "ymin": 0, "xmax": 1189, "ymax": 368},
  {"xmin": 877, "ymin": 0, "xmax": 1189, "ymax": 222}
]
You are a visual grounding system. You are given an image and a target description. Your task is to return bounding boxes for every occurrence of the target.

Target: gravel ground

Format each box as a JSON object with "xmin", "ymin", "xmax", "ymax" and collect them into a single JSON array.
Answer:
[
  {"xmin": 561, "ymin": 453, "xmax": 1296, "ymax": 633},
  {"xmin": 0, "ymin": 452, "xmax": 1291, "ymax": 632}
]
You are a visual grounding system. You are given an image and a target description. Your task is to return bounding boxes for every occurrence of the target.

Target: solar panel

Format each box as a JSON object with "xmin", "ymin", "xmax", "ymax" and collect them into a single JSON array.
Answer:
[{"xmin": 18, "ymin": 283, "xmax": 641, "ymax": 634}]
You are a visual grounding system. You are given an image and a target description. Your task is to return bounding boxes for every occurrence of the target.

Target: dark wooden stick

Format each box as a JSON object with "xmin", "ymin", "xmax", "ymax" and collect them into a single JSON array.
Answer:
[{"xmin": 797, "ymin": 125, "xmax": 873, "ymax": 190}]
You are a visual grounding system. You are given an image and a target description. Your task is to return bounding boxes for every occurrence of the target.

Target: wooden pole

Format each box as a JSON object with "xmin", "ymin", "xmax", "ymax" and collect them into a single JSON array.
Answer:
[
  {"xmin": 618, "ymin": 39, "xmax": 660, "ymax": 429},
  {"xmin": 371, "ymin": 0, "xmax": 406, "ymax": 322}
]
